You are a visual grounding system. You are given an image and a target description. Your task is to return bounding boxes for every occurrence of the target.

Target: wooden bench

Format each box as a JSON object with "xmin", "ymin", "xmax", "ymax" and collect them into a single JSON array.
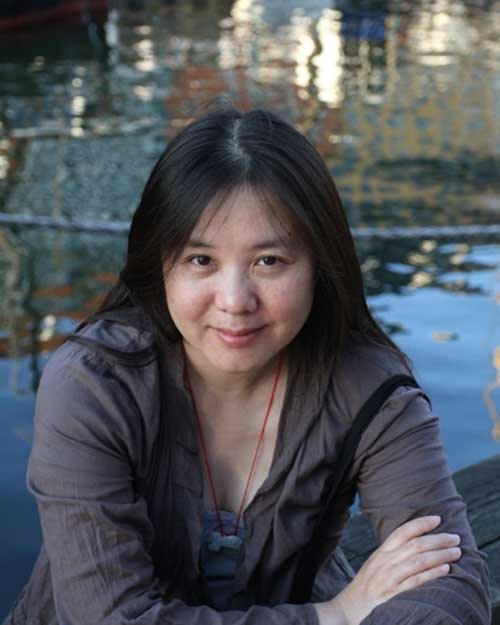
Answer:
[{"xmin": 341, "ymin": 453, "xmax": 500, "ymax": 624}]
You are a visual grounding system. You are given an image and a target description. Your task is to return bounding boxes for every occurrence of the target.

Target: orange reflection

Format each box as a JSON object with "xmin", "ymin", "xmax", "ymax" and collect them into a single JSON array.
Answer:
[{"xmin": 483, "ymin": 347, "xmax": 500, "ymax": 443}]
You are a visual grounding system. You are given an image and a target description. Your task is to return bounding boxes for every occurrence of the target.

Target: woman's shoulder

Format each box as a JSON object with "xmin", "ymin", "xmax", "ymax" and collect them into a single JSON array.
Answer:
[
  {"xmin": 45, "ymin": 307, "xmax": 157, "ymax": 375},
  {"xmin": 28, "ymin": 315, "xmax": 170, "ymax": 507},
  {"xmin": 329, "ymin": 337, "xmax": 415, "ymax": 422},
  {"xmin": 37, "ymin": 309, "xmax": 165, "ymax": 423},
  {"xmin": 338, "ymin": 337, "xmax": 411, "ymax": 379},
  {"xmin": 34, "ymin": 310, "xmax": 167, "ymax": 459}
]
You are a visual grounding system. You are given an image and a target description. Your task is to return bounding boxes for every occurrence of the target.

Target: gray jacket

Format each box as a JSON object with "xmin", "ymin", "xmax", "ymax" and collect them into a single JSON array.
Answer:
[{"xmin": 3, "ymin": 308, "xmax": 491, "ymax": 625}]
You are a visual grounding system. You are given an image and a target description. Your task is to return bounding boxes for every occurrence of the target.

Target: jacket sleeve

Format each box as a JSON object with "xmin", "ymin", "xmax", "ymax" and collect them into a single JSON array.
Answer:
[
  {"xmin": 27, "ymin": 349, "xmax": 318, "ymax": 625},
  {"xmin": 351, "ymin": 385, "xmax": 491, "ymax": 625}
]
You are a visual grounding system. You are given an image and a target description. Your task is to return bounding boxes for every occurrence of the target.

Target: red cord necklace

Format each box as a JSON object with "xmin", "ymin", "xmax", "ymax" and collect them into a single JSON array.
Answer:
[{"xmin": 183, "ymin": 350, "xmax": 283, "ymax": 538}]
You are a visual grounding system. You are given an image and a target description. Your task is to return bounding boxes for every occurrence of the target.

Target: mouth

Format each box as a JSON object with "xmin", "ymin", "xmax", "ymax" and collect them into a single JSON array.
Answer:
[
  {"xmin": 213, "ymin": 326, "xmax": 265, "ymax": 347},
  {"xmin": 215, "ymin": 326, "xmax": 263, "ymax": 336}
]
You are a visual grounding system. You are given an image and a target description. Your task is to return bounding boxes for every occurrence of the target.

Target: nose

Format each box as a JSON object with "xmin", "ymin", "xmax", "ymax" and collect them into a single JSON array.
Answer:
[{"xmin": 214, "ymin": 268, "xmax": 258, "ymax": 314}]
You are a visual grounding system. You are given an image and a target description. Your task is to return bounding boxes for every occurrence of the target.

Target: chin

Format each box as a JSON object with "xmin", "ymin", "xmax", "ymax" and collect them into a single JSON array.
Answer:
[
  {"xmin": 209, "ymin": 355, "xmax": 263, "ymax": 374},
  {"xmin": 206, "ymin": 346, "xmax": 275, "ymax": 373}
]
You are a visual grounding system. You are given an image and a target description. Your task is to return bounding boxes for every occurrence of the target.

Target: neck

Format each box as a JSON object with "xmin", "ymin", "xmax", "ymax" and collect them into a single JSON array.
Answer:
[{"xmin": 182, "ymin": 346, "xmax": 285, "ymax": 400}]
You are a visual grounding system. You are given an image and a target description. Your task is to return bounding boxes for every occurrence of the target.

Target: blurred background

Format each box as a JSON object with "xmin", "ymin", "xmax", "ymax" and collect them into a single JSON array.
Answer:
[{"xmin": 0, "ymin": 0, "xmax": 499, "ymax": 614}]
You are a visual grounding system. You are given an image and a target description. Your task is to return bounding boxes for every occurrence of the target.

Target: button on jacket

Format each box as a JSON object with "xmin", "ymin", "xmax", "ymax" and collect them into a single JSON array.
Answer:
[{"xmin": 3, "ymin": 308, "xmax": 491, "ymax": 625}]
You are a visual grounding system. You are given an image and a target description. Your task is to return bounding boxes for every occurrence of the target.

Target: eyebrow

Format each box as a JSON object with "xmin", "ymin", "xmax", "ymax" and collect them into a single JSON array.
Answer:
[{"xmin": 186, "ymin": 235, "xmax": 294, "ymax": 250}]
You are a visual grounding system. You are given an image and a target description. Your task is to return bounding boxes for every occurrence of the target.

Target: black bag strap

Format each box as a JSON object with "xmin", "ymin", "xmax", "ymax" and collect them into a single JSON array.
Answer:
[{"xmin": 291, "ymin": 373, "xmax": 427, "ymax": 602}]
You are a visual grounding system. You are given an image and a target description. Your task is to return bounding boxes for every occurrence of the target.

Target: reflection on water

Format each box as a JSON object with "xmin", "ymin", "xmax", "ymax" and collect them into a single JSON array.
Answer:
[
  {"xmin": 1, "ymin": 0, "xmax": 499, "ymax": 224},
  {"xmin": 484, "ymin": 346, "xmax": 500, "ymax": 442},
  {"xmin": 0, "ymin": 0, "xmax": 499, "ymax": 612},
  {"xmin": 0, "ymin": 228, "xmax": 123, "ymax": 387}
]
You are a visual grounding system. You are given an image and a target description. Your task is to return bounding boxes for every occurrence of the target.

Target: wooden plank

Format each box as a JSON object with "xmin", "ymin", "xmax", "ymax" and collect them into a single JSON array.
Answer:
[
  {"xmin": 340, "ymin": 453, "xmax": 500, "ymax": 624},
  {"xmin": 454, "ymin": 453, "xmax": 500, "ymax": 624}
]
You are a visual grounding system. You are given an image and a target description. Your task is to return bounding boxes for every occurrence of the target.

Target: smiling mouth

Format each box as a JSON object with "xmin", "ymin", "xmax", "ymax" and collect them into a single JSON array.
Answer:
[
  {"xmin": 213, "ymin": 326, "xmax": 265, "ymax": 346},
  {"xmin": 214, "ymin": 327, "xmax": 263, "ymax": 336}
]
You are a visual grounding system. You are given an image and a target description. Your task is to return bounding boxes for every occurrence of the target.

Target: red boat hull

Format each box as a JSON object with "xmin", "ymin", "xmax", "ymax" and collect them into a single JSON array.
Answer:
[{"xmin": 0, "ymin": 0, "xmax": 109, "ymax": 32}]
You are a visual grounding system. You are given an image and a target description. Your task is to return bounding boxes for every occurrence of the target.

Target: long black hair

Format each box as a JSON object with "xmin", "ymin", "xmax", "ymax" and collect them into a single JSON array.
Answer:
[
  {"xmin": 78, "ymin": 103, "xmax": 411, "ymax": 592},
  {"xmin": 92, "ymin": 104, "xmax": 409, "ymax": 370}
]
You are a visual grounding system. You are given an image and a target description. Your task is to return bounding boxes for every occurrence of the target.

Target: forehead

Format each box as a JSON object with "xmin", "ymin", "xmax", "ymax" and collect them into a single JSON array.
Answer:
[{"xmin": 191, "ymin": 186, "xmax": 296, "ymax": 243}]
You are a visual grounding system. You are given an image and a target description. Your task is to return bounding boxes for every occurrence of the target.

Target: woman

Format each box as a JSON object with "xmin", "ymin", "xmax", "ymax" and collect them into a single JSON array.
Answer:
[{"xmin": 4, "ymin": 106, "xmax": 490, "ymax": 625}]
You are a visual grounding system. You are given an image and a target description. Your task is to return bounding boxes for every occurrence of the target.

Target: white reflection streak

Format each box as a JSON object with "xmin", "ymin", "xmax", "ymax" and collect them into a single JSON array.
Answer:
[
  {"xmin": 134, "ymin": 86, "xmax": 154, "ymax": 101},
  {"xmin": 232, "ymin": 0, "xmax": 258, "ymax": 24},
  {"xmin": 135, "ymin": 59, "xmax": 156, "ymax": 72},
  {"xmin": 105, "ymin": 9, "xmax": 119, "ymax": 48},
  {"xmin": 410, "ymin": 1, "xmax": 476, "ymax": 61},
  {"xmin": 40, "ymin": 315, "xmax": 57, "ymax": 343},
  {"xmin": 221, "ymin": 0, "xmax": 261, "ymax": 70},
  {"xmin": 0, "ymin": 154, "xmax": 8, "ymax": 180},
  {"xmin": 134, "ymin": 38, "xmax": 156, "ymax": 72},
  {"xmin": 410, "ymin": 271, "xmax": 433, "ymax": 288},
  {"xmin": 135, "ymin": 39, "xmax": 154, "ymax": 57},
  {"xmin": 218, "ymin": 33, "xmax": 238, "ymax": 70},
  {"xmin": 294, "ymin": 28, "xmax": 315, "ymax": 88},
  {"xmin": 71, "ymin": 96, "xmax": 86, "ymax": 116},
  {"xmin": 314, "ymin": 10, "xmax": 344, "ymax": 107}
]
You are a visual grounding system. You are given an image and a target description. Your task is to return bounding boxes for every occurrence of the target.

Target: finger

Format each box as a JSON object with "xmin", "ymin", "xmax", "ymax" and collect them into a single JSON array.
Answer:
[
  {"xmin": 382, "ymin": 533, "xmax": 461, "ymax": 570},
  {"xmin": 381, "ymin": 516, "xmax": 442, "ymax": 552},
  {"xmin": 400, "ymin": 533, "xmax": 461, "ymax": 559},
  {"xmin": 397, "ymin": 563, "xmax": 451, "ymax": 594},
  {"xmin": 395, "ymin": 546, "xmax": 462, "ymax": 583}
]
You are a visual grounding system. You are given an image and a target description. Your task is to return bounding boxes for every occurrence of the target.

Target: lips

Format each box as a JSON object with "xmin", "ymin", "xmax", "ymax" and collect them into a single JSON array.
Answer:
[
  {"xmin": 213, "ymin": 325, "xmax": 265, "ymax": 347},
  {"xmin": 214, "ymin": 327, "xmax": 263, "ymax": 336}
]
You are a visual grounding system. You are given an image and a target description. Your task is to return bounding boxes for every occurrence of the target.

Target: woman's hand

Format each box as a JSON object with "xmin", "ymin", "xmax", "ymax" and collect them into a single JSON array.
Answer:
[{"xmin": 315, "ymin": 515, "xmax": 462, "ymax": 625}]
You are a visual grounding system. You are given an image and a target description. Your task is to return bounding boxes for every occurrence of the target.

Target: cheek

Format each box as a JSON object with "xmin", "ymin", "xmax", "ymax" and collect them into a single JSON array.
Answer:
[
  {"xmin": 267, "ymin": 269, "xmax": 315, "ymax": 323},
  {"xmin": 165, "ymin": 277, "xmax": 211, "ymax": 324}
]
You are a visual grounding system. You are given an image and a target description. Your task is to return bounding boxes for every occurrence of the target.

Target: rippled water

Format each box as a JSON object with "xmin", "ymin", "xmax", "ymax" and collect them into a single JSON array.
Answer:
[{"xmin": 0, "ymin": 0, "xmax": 499, "ymax": 614}]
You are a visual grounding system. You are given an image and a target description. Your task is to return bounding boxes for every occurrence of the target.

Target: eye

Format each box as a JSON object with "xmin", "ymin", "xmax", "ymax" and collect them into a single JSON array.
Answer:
[
  {"xmin": 257, "ymin": 256, "xmax": 280, "ymax": 267},
  {"xmin": 189, "ymin": 255, "xmax": 212, "ymax": 267}
]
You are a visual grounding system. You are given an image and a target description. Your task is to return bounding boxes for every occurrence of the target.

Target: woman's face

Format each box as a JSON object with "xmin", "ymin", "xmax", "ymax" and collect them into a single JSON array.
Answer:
[{"xmin": 164, "ymin": 186, "xmax": 315, "ymax": 380}]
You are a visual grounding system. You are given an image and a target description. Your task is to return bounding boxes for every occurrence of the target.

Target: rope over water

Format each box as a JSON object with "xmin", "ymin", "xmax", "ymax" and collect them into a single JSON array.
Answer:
[{"xmin": 1, "ymin": 212, "xmax": 500, "ymax": 239}]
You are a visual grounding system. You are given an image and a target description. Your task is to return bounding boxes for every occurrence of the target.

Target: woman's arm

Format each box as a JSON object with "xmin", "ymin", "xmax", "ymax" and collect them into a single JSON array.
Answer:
[
  {"xmin": 316, "ymin": 514, "xmax": 466, "ymax": 625},
  {"xmin": 346, "ymin": 386, "xmax": 491, "ymax": 625},
  {"xmin": 28, "ymin": 348, "xmax": 321, "ymax": 625}
]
